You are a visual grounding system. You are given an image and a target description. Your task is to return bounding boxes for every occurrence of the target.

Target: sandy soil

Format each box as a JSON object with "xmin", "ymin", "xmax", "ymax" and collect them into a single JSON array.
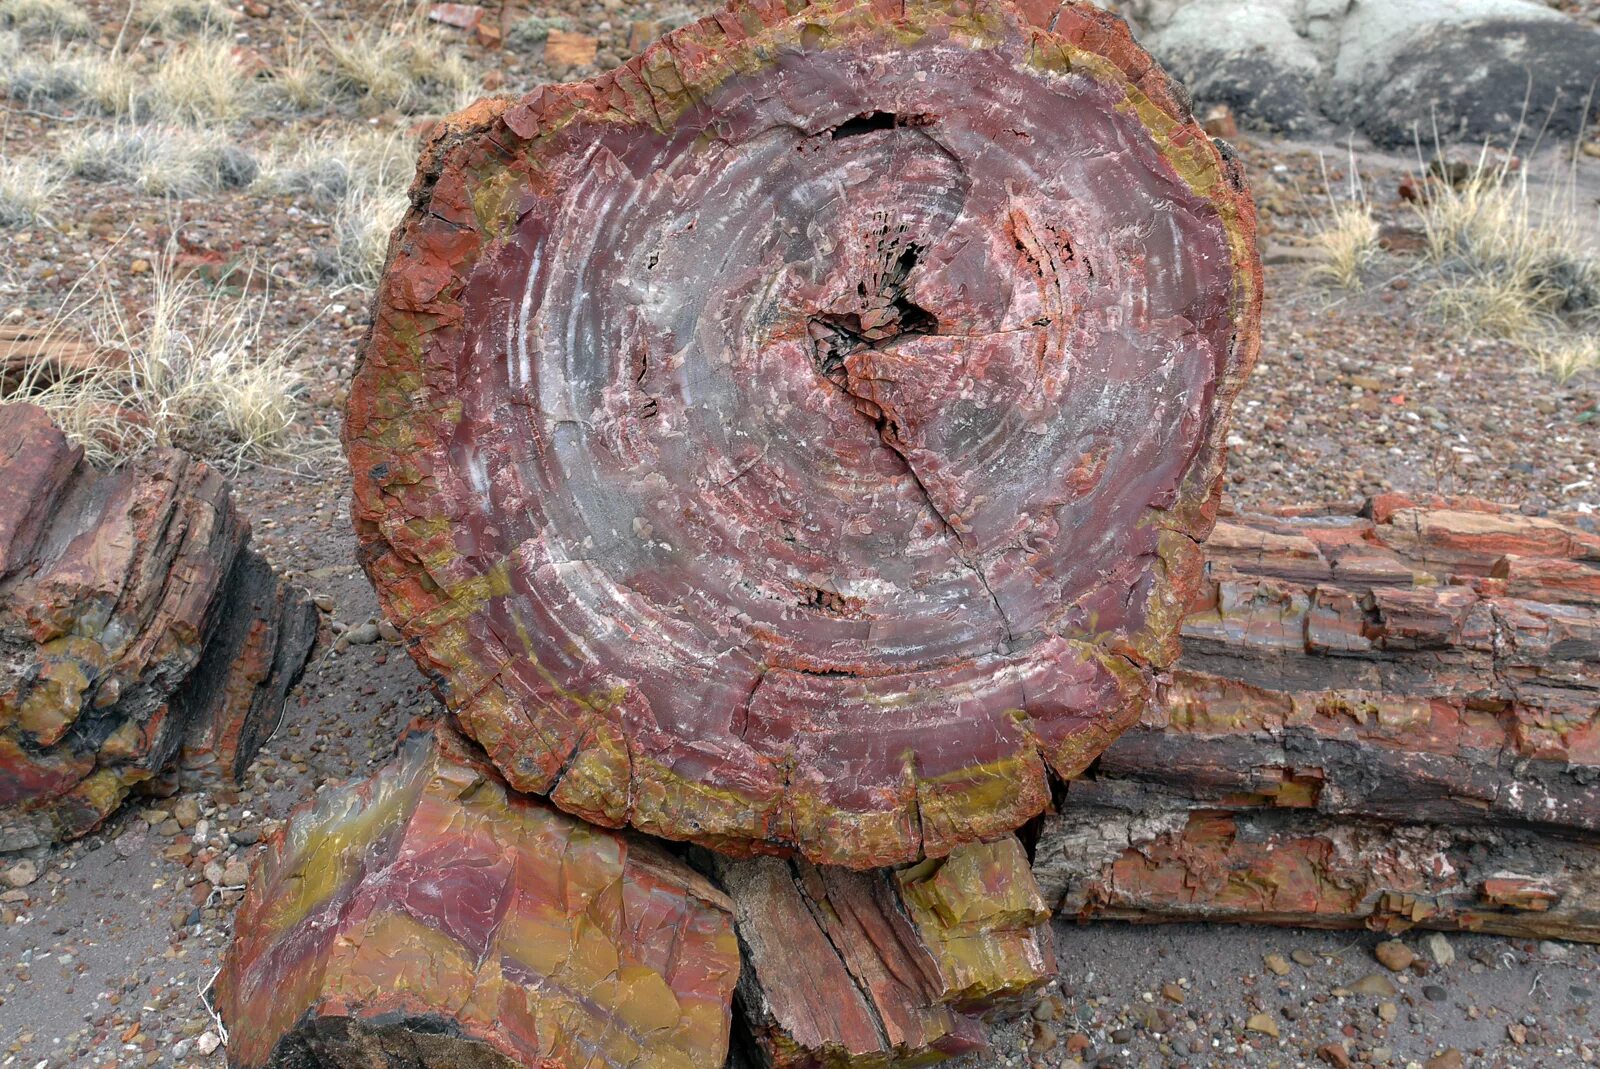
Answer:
[{"xmin": 2, "ymin": 2, "xmax": 1599, "ymax": 1068}]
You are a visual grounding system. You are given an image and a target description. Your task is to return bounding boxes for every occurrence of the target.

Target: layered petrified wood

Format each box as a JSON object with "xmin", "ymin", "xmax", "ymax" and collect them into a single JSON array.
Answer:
[
  {"xmin": 1112, "ymin": 497, "xmax": 1600, "ymax": 832},
  {"xmin": 217, "ymin": 723, "xmax": 1054, "ymax": 1069},
  {"xmin": 346, "ymin": 0, "xmax": 1261, "ymax": 869},
  {"xmin": 0, "ymin": 403, "xmax": 318, "ymax": 850},
  {"xmin": 721, "ymin": 835, "xmax": 1053, "ymax": 1068},
  {"xmin": 215, "ymin": 724, "xmax": 743, "ymax": 1069},
  {"xmin": 1034, "ymin": 786, "xmax": 1600, "ymax": 943}
]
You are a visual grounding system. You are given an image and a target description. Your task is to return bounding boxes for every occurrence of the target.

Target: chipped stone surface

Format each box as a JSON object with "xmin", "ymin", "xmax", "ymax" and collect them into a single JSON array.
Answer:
[
  {"xmin": 0, "ymin": 403, "xmax": 318, "ymax": 850},
  {"xmin": 1035, "ymin": 800, "xmax": 1600, "ymax": 944},
  {"xmin": 345, "ymin": 0, "xmax": 1261, "ymax": 869},
  {"xmin": 718, "ymin": 834, "xmax": 1054, "ymax": 1068},
  {"xmin": 215, "ymin": 723, "xmax": 741, "ymax": 1069},
  {"xmin": 1102, "ymin": 496, "xmax": 1600, "ymax": 833}
]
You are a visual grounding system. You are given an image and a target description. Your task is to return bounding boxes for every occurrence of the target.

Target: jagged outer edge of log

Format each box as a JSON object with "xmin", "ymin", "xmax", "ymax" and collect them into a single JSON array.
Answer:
[
  {"xmin": 1033, "ymin": 782, "xmax": 1600, "ymax": 944},
  {"xmin": 0, "ymin": 403, "xmax": 317, "ymax": 849},
  {"xmin": 343, "ymin": 0, "xmax": 1263, "ymax": 869},
  {"xmin": 1094, "ymin": 500, "xmax": 1600, "ymax": 836}
]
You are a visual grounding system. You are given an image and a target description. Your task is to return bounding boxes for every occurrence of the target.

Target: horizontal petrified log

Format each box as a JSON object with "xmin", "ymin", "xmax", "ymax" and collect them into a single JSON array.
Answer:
[
  {"xmin": 1033, "ymin": 784, "xmax": 1600, "ymax": 943},
  {"xmin": 215, "ymin": 723, "xmax": 742, "ymax": 1069},
  {"xmin": 0, "ymin": 403, "xmax": 318, "ymax": 850},
  {"xmin": 721, "ymin": 835, "xmax": 1054, "ymax": 1069},
  {"xmin": 346, "ymin": 0, "xmax": 1261, "ymax": 867},
  {"xmin": 1101, "ymin": 498, "xmax": 1600, "ymax": 833}
]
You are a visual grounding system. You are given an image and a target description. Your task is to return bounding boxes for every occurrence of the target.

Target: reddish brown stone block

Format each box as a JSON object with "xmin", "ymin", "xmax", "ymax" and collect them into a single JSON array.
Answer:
[
  {"xmin": 345, "ymin": 0, "xmax": 1261, "ymax": 868},
  {"xmin": 0, "ymin": 403, "xmax": 317, "ymax": 849},
  {"xmin": 215, "ymin": 724, "xmax": 741, "ymax": 1069}
]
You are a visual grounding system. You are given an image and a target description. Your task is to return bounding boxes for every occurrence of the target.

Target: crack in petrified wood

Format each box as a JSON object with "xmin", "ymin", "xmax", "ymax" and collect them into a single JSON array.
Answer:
[{"xmin": 345, "ymin": 0, "xmax": 1261, "ymax": 867}]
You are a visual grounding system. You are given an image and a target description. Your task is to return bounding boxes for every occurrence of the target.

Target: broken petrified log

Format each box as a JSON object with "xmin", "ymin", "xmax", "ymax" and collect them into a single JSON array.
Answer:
[
  {"xmin": 1110, "ymin": 498, "xmax": 1600, "ymax": 832},
  {"xmin": 218, "ymin": 722, "xmax": 1054, "ymax": 1069},
  {"xmin": 345, "ymin": 0, "xmax": 1262, "ymax": 868},
  {"xmin": 0, "ymin": 403, "xmax": 318, "ymax": 850},
  {"xmin": 1033, "ymin": 790, "xmax": 1600, "ymax": 943},
  {"xmin": 720, "ymin": 835, "xmax": 1054, "ymax": 1069},
  {"xmin": 216, "ymin": 724, "xmax": 742, "ymax": 1069}
]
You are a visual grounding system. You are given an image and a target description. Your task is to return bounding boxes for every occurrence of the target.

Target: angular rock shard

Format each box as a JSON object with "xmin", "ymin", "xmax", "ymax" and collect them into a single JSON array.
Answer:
[
  {"xmin": 1115, "ymin": 498, "xmax": 1600, "ymax": 833},
  {"xmin": 1035, "ymin": 794, "xmax": 1600, "ymax": 944},
  {"xmin": 720, "ymin": 835, "xmax": 1054, "ymax": 1069},
  {"xmin": 0, "ymin": 402, "xmax": 317, "ymax": 850},
  {"xmin": 215, "ymin": 723, "xmax": 742, "ymax": 1069},
  {"xmin": 346, "ymin": 0, "xmax": 1261, "ymax": 868}
]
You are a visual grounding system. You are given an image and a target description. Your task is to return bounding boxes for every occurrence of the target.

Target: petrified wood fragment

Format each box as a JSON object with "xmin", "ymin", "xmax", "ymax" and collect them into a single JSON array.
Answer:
[
  {"xmin": 0, "ymin": 403, "xmax": 317, "ymax": 850},
  {"xmin": 215, "ymin": 724, "xmax": 741, "ymax": 1069},
  {"xmin": 1112, "ymin": 498, "xmax": 1600, "ymax": 833},
  {"xmin": 720, "ymin": 834, "xmax": 1053, "ymax": 1069},
  {"xmin": 346, "ymin": 0, "xmax": 1261, "ymax": 867},
  {"xmin": 1034, "ymin": 789, "xmax": 1600, "ymax": 944}
]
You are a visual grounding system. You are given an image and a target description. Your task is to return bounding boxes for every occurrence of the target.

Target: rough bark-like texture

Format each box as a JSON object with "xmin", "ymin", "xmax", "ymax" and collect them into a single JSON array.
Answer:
[
  {"xmin": 215, "ymin": 724, "xmax": 741, "ymax": 1069},
  {"xmin": 1104, "ymin": 497, "xmax": 1600, "ymax": 833},
  {"xmin": 345, "ymin": 0, "xmax": 1262, "ymax": 869},
  {"xmin": 1034, "ymin": 788, "xmax": 1600, "ymax": 944},
  {"xmin": 0, "ymin": 403, "xmax": 317, "ymax": 850},
  {"xmin": 719, "ymin": 835, "xmax": 1053, "ymax": 1069}
]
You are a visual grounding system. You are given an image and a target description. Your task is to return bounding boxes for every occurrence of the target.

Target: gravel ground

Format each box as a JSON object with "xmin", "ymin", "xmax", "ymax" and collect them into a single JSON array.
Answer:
[{"xmin": 2, "ymin": 1, "xmax": 1599, "ymax": 1068}]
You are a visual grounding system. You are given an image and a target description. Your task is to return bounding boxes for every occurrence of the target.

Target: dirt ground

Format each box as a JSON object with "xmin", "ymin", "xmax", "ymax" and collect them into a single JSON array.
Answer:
[{"xmin": 2, "ymin": 1, "xmax": 1599, "ymax": 1067}]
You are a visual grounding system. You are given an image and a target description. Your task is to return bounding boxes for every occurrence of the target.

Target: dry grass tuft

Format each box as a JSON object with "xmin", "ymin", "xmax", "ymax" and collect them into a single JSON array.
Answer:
[
  {"xmin": 1308, "ymin": 200, "xmax": 1379, "ymax": 291},
  {"xmin": 61, "ymin": 125, "xmax": 258, "ymax": 197},
  {"xmin": 0, "ymin": 0, "xmax": 90, "ymax": 39},
  {"xmin": 317, "ymin": 15, "xmax": 474, "ymax": 114},
  {"xmin": 333, "ymin": 186, "xmax": 407, "ymax": 286},
  {"xmin": 137, "ymin": 0, "xmax": 233, "ymax": 36},
  {"xmin": 1530, "ymin": 333, "xmax": 1600, "ymax": 384},
  {"xmin": 262, "ymin": 127, "xmax": 410, "ymax": 203},
  {"xmin": 144, "ymin": 37, "xmax": 248, "ymax": 123},
  {"xmin": 0, "ymin": 151, "xmax": 61, "ymax": 227},
  {"xmin": 14, "ymin": 239, "xmax": 307, "ymax": 466},
  {"xmin": 267, "ymin": 36, "xmax": 328, "ymax": 112}
]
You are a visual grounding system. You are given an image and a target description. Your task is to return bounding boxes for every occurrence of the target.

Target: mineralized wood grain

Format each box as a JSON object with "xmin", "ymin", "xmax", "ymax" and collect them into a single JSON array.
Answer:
[
  {"xmin": 0, "ymin": 403, "xmax": 317, "ymax": 849},
  {"xmin": 1034, "ymin": 787, "xmax": 1600, "ymax": 943},
  {"xmin": 215, "ymin": 724, "xmax": 741, "ymax": 1069},
  {"xmin": 346, "ymin": 0, "xmax": 1261, "ymax": 868},
  {"xmin": 1106, "ymin": 497, "xmax": 1600, "ymax": 833},
  {"xmin": 720, "ymin": 834, "xmax": 1053, "ymax": 1069}
]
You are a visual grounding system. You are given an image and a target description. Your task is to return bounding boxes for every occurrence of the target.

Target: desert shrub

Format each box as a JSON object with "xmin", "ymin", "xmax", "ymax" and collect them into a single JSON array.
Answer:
[
  {"xmin": 0, "ymin": 0, "xmax": 90, "ymax": 40},
  {"xmin": 61, "ymin": 125, "xmax": 258, "ymax": 196},
  {"xmin": 504, "ymin": 14, "xmax": 566, "ymax": 52},
  {"xmin": 16, "ymin": 239, "xmax": 307, "ymax": 466},
  {"xmin": 137, "ymin": 0, "xmax": 233, "ymax": 36},
  {"xmin": 0, "ymin": 151, "xmax": 60, "ymax": 226}
]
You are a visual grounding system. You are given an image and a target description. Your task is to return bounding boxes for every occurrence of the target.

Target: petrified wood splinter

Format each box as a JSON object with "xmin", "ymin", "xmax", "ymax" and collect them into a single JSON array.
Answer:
[
  {"xmin": 215, "ymin": 724, "xmax": 742, "ymax": 1069},
  {"xmin": 346, "ymin": 0, "xmax": 1261, "ymax": 867},
  {"xmin": 0, "ymin": 403, "xmax": 318, "ymax": 850},
  {"xmin": 217, "ymin": 723, "xmax": 1056, "ymax": 1069},
  {"xmin": 1132, "ymin": 497, "xmax": 1600, "ymax": 831}
]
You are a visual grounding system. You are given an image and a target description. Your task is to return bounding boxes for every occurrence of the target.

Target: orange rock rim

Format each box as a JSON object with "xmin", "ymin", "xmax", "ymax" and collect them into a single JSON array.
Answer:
[{"xmin": 345, "ymin": 0, "xmax": 1262, "ymax": 867}]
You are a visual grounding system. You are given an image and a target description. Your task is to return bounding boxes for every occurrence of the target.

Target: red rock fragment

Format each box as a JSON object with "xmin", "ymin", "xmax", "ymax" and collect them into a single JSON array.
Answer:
[
  {"xmin": 215, "ymin": 723, "xmax": 740, "ymax": 1069},
  {"xmin": 346, "ymin": 0, "xmax": 1261, "ymax": 869},
  {"xmin": 0, "ymin": 403, "xmax": 317, "ymax": 849}
]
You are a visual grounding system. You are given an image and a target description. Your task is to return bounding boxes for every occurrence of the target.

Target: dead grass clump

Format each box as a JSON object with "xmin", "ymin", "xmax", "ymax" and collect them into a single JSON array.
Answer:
[
  {"xmin": 15, "ymin": 239, "xmax": 307, "ymax": 466},
  {"xmin": 144, "ymin": 37, "xmax": 247, "ymax": 123},
  {"xmin": 504, "ymin": 13, "xmax": 566, "ymax": 52},
  {"xmin": 1530, "ymin": 333, "xmax": 1600, "ymax": 384},
  {"xmin": 77, "ymin": 50, "xmax": 140, "ymax": 115},
  {"xmin": 267, "ymin": 37, "xmax": 328, "ymax": 112},
  {"xmin": 262, "ymin": 127, "xmax": 410, "ymax": 203},
  {"xmin": 62, "ymin": 125, "xmax": 258, "ymax": 197},
  {"xmin": 6, "ymin": 49, "xmax": 89, "ymax": 105},
  {"xmin": 0, "ymin": 151, "xmax": 61, "ymax": 227},
  {"xmin": 318, "ymin": 17, "xmax": 474, "ymax": 114},
  {"xmin": 333, "ymin": 186, "xmax": 406, "ymax": 286},
  {"xmin": 0, "ymin": 0, "xmax": 90, "ymax": 39},
  {"xmin": 1308, "ymin": 200, "xmax": 1379, "ymax": 291},
  {"xmin": 137, "ymin": 0, "xmax": 233, "ymax": 36}
]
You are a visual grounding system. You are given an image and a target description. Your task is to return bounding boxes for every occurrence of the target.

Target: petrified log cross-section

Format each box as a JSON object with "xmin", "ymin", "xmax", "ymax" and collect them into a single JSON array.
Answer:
[
  {"xmin": 347, "ymin": 0, "xmax": 1261, "ymax": 867},
  {"xmin": 0, "ymin": 402, "xmax": 318, "ymax": 849},
  {"xmin": 216, "ymin": 724, "xmax": 1056, "ymax": 1069}
]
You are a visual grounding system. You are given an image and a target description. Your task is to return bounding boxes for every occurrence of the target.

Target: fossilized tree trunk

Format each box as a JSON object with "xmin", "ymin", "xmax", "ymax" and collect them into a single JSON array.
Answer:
[
  {"xmin": 217, "ymin": 723, "xmax": 1056, "ymax": 1069},
  {"xmin": 345, "ymin": 0, "xmax": 1261, "ymax": 869},
  {"xmin": 0, "ymin": 403, "xmax": 318, "ymax": 849},
  {"xmin": 1032, "ymin": 497, "xmax": 1600, "ymax": 942}
]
